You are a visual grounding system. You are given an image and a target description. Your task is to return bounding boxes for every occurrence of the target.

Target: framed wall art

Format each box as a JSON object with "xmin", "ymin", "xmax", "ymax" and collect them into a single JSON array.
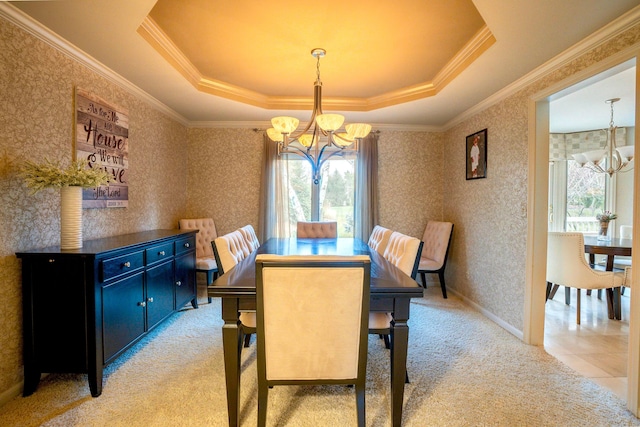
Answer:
[{"xmin": 466, "ymin": 128, "xmax": 487, "ymax": 180}]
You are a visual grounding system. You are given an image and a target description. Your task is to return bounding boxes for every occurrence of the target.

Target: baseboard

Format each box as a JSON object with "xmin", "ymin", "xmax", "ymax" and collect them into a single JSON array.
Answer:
[
  {"xmin": 0, "ymin": 381, "xmax": 23, "ymax": 408},
  {"xmin": 448, "ymin": 288, "xmax": 525, "ymax": 341}
]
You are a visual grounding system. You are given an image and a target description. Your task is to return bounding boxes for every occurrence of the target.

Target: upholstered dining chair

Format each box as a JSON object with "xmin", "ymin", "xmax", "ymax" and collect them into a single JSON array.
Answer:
[
  {"xmin": 296, "ymin": 220, "xmax": 338, "ymax": 238},
  {"xmin": 417, "ymin": 221, "xmax": 454, "ymax": 298},
  {"xmin": 367, "ymin": 225, "xmax": 393, "ymax": 256},
  {"xmin": 178, "ymin": 218, "xmax": 218, "ymax": 303},
  {"xmin": 546, "ymin": 232, "xmax": 624, "ymax": 324},
  {"xmin": 255, "ymin": 254, "xmax": 371, "ymax": 427},
  {"xmin": 239, "ymin": 224, "xmax": 260, "ymax": 252},
  {"xmin": 212, "ymin": 229, "xmax": 257, "ymax": 348},
  {"xmin": 370, "ymin": 230, "xmax": 422, "ymax": 383}
]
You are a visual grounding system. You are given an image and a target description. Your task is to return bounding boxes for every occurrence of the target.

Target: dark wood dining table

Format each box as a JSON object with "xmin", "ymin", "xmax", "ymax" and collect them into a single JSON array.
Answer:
[
  {"xmin": 208, "ymin": 237, "xmax": 424, "ymax": 427},
  {"xmin": 583, "ymin": 235, "xmax": 632, "ymax": 320}
]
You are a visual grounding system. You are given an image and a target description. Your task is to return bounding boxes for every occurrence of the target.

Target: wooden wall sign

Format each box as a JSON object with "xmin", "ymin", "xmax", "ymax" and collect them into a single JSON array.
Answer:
[{"xmin": 75, "ymin": 88, "xmax": 129, "ymax": 208}]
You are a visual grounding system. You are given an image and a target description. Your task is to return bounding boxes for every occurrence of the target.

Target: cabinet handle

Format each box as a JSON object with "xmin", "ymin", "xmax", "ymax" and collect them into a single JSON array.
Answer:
[
  {"xmin": 147, "ymin": 297, "xmax": 154, "ymax": 303},
  {"xmin": 123, "ymin": 261, "xmax": 131, "ymax": 268},
  {"xmin": 138, "ymin": 301, "xmax": 146, "ymax": 307},
  {"xmin": 176, "ymin": 280, "xmax": 182, "ymax": 287},
  {"xmin": 159, "ymin": 251, "xmax": 165, "ymax": 256},
  {"xmin": 184, "ymin": 243, "xmax": 190, "ymax": 248}
]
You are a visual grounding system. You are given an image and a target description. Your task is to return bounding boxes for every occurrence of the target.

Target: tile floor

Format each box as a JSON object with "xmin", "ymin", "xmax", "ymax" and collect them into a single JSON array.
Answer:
[{"xmin": 544, "ymin": 286, "xmax": 630, "ymax": 400}]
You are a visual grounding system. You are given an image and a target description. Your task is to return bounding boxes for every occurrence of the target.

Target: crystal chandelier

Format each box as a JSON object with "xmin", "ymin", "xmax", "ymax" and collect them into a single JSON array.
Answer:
[
  {"xmin": 267, "ymin": 48, "xmax": 372, "ymax": 185},
  {"xmin": 572, "ymin": 98, "xmax": 634, "ymax": 177}
]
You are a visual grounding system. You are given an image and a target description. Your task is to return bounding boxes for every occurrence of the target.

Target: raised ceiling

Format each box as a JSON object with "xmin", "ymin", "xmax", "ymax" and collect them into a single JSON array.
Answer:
[
  {"xmin": 6, "ymin": 0, "xmax": 640, "ymax": 128},
  {"xmin": 140, "ymin": 0, "xmax": 494, "ymax": 111}
]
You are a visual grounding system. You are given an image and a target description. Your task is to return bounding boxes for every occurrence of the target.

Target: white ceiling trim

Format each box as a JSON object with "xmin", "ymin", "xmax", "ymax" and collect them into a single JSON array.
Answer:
[
  {"xmin": 0, "ymin": 3, "xmax": 191, "ymax": 127},
  {"xmin": 444, "ymin": 5, "xmax": 640, "ymax": 131}
]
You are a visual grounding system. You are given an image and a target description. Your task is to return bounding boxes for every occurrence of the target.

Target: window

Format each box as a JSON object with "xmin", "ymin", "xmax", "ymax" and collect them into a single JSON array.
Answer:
[
  {"xmin": 282, "ymin": 154, "xmax": 356, "ymax": 237},
  {"xmin": 565, "ymin": 160, "xmax": 606, "ymax": 233}
]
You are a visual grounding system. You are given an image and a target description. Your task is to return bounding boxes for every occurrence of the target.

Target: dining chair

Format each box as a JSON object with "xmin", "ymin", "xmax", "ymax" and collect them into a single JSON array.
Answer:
[
  {"xmin": 255, "ymin": 254, "xmax": 371, "ymax": 427},
  {"xmin": 178, "ymin": 218, "xmax": 218, "ymax": 304},
  {"xmin": 546, "ymin": 232, "xmax": 624, "ymax": 324},
  {"xmin": 296, "ymin": 220, "xmax": 338, "ymax": 238},
  {"xmin": 371, "ymin": 231, "xmax": 422, "ymax": 384},
  {"xmin": 239, "ymin": 224, "xmax": 260, "ymax": 252},
  {"xmin": 614, "ymin": 225, "xmax": 633, "ymax": 270},
  {"xmin": 212, "ymin": 229, "xmax": 257, "ymax": 348},
  {"xmin": 367, "ymin": 225, "xmax": 393, "ymax": 256},
  {"xmin": 417, "ymin": 221, "xmax": 454, "ymax": 298}
]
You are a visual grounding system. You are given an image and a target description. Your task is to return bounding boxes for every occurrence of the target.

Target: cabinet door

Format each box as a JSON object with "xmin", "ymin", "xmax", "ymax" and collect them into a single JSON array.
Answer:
[
  {"xmin": 145, "ymin": 260, "xmax": 175, "ymax": 330},
  {"xmin": 175, "ymin": 251, "xmax": 196, "ymax": 308},
  {"xmin": 102, "ymin": 272, "xmax": 145, "ymax": 363}
]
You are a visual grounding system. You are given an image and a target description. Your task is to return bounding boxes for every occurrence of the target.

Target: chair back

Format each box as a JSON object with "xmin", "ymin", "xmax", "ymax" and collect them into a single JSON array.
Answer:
[
  {"xmin": 239, "ymin": 224, "xmax": 260, "ymax": 251},
  {"xmin": 212, "ymin": 230, "xmax": 252, "ymax": 275},
  {"xmin": 420, "ymin": 221, "xmax": 453, "ymax": 270},
  {"xmin": 546, "ymin": 232, "xmax": 623, "ymax": 290},
  {"xmin": 297, "ymin": 221, "xmax": 338, "ymax": 238},
  {"xmin": 255, "ymin": 254, "xmax": 370, "ymax": 382},
  {"xmin": 367, "ymin": 225, "xmax": 393, "ymax": 256},
  {"xmin": 383, "ymin": 231, "xmax": 423, "ymax": 279},
  {"xmin": 624, "ymin": 266, "xmax": 633, "ymax": 288},
  {"xmin": 620, "ymin": 225, "xmax": 633, "ymax": 239},
  {"xmin": 178, "ymin": 218, "xmax": 217, "ymax": 258}
]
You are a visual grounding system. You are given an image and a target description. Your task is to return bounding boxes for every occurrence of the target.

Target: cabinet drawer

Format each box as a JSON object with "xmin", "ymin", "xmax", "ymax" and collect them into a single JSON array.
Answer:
[
  {"xmin": 176, "ymin": 236, "xmax": 196, "ymax": 255},
  {"xmin": 101, "ymin": 251, "xmax": 144, "ymax": 282},
  {"xmin": 146, "ymin": 242, "xmax": 174, "ymax": 265}
]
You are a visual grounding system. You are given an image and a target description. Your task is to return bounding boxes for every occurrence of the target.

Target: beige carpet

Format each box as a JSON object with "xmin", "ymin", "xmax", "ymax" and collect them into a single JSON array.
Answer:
[{"xmin": 0, "ymin": 287, "xmax": 638, "ymax": 427}]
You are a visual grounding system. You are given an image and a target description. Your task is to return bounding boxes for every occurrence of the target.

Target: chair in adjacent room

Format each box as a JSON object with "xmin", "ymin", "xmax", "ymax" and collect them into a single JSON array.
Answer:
[
  {"xmin": 212, "ymin": 229, "xmax": 257, "ymax": 348},
  {"xmin": 546, "ymin": 232, "xmax": 624, "ymax": 324},
  {"xmin": 296, "ymin": 220, "xmax": 338, "ymax": 238},
  {"xmin": 367, "ymin": 225, "xmax": 393, "ymax": 256},
  {"xmin": 255, "ymin": 254, "xmax": 371, "ymax": 427},
  {"xmin": 178, "ymin": 218, "xmax": 218, "ymax": 304},
  {"xmin": 371, "ymin": 230, "xmax": 422, "ymax": 375},
  {"xmin": 417, "ymin": 221, "xmax": 454, "ymax": 298}
]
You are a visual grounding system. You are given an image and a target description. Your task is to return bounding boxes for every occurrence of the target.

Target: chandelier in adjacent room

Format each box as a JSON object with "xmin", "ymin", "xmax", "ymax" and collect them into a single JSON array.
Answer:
[
  {"xmin": 267, "ymin": 48, "xmax": 372, "ymax": 185},
  {"xmin": 572, "ymin": 98, "xmax": 634, "ymax": 177}
]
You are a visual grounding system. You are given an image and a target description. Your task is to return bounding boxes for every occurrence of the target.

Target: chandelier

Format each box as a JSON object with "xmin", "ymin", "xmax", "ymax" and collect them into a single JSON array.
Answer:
[
  {"xmin": 572, "ymin": 98, "xmax": 634, "ymax": 177},
  {"xmin": 267, "ymin": 48, "xmax": 372, "ymax": 185}
]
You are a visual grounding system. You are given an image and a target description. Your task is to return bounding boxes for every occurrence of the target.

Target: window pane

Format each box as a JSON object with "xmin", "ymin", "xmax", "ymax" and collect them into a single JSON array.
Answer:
[
  {"xmin": 566, "ymin": 160, "xmax": 605, "ymax": 233},
  {"xmin": 320, "ymin": 158, "xmax": 355, "ymax": 237},
  {"xmin": 285, "ymin": 159, "xmax": 311, "ymax": 230}
]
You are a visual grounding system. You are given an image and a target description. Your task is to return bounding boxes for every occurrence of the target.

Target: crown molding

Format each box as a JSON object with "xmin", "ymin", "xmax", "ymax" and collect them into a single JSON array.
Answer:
[
  {"xmin": 0, "ymin": 3, "xmax": 190, "ymax": 127},
  {"xmin": 444, "ymin": 5, "xmax": 640, "ymax": 131}
]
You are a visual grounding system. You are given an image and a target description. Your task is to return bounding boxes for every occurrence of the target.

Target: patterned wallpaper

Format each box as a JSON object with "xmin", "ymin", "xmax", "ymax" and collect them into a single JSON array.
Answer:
[
  {"xmin": 1, "ymin": 6, "xmax": 640, "ymax": 404},
  {"xmin": 0, "ymin": 18, "xmax": 188, "ymax": 396},
  {"xmin": 443, "ymin": 22, "xmax": 640, "ymax": 331}
]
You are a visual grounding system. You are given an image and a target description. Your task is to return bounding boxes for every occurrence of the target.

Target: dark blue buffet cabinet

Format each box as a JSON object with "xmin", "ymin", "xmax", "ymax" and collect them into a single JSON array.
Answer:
[{"xmin": 16, "ymin": 229, "xmax": 198, "ymax": 397}]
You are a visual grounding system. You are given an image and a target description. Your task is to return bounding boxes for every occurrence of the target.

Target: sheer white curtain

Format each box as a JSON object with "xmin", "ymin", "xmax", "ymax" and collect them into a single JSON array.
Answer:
[
  {"xmin": 259, "ymin": 135, "xmax": 292, "ymax": 241},
  {"xmin": 354, "ymin": 133, "xmax": 379, "ymax": 241}
]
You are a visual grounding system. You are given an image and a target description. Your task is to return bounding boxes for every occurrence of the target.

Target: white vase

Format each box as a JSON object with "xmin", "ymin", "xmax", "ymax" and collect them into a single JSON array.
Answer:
[{"xmin": 60, "ymin": 186, "xmax": 83, "ymax": 249}]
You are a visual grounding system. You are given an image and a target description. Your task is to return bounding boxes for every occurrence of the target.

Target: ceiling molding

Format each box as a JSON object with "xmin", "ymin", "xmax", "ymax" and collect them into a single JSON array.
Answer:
[
  {"xmin": 0, "ymin": 3, "xmax": 191, "ymax": 127},
  {"xmin": 138, "ymin": 16, "xmax": 495, "ymax": 112},
  {"xmin": 187, "ymin": 120, "xmax": 439, "ymax": 133},
  {"xmin": 444, "ymin": 5, "xmax": 640, "ymax": 131}
]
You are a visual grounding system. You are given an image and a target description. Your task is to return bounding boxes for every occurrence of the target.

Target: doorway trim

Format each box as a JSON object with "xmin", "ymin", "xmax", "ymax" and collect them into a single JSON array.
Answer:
[{"xmin": 524, "ymin": 45, "xmax": 640, "ymax": 414}]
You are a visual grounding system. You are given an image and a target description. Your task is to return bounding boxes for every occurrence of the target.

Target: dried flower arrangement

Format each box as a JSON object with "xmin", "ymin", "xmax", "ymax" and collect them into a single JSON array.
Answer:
[
  {"xmin": 596, "ymin": 211, "xmax": 617, "ymax": 222},
  {"xmin": 20, "ymin": 158, "xmax": 110, "ymax": 194}
]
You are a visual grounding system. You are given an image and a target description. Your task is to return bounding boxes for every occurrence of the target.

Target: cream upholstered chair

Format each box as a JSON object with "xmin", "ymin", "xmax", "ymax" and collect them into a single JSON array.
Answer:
[
  {"xmin": 417, "ymin": 221, "xmax": 454, "ymax": 298},
  {"xmin": 546, "ymin": 232, "xmax": 624, "ymax": 324},
  {"xmin": 239, "ymin": 224, "xmax": 260, "ymax": 252},
  {"xmin": 624, "ymin": 266, "xmax": 632, "ymax": 288},
  {"xmin": 371, "ymin": 231, "xmax": 422, "ymax": 363},
  {"xmin": 255, "ymin": 254, "xmax": 371, "ymax": 427},
  {"xmin": 212, "ymin": 229, "xmax": 257, "ymax": 348},
  {"xmin": 296, "ymin": 221, "xmax": 338, "ymax": 238},
  {"xmin": 614, "ymin": 225, "xmax": 633, "ymax": 270},
  {"xmin": 367, "ymin": 225, "xmax": 393, "ymax": 256},
  {"xmin": 178, "ymin": 218, "xmax": 218, "ymax": 304}
]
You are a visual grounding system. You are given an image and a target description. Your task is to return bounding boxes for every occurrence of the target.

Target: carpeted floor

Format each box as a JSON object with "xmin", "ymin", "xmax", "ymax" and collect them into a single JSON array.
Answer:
[{"xmin": 1, "ymin": 287, "xmax": 638, "ymax": 426}]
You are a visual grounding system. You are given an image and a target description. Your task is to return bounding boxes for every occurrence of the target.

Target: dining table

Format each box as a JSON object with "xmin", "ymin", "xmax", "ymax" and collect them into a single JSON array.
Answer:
[
  {"xmin": 583, "ymin": 235, "xmax": 632, "ymax": 320},
  {"xmin": 208, "ymin": 237, "xmax": 424, "ymax": 427}
]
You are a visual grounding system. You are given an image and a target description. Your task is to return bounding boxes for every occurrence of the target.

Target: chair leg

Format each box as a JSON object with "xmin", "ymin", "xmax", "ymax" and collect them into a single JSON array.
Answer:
[
  {"xmin": 258, "ymin": 381, "xmax": 268, "ymax": 427},
  {"xmin": 565, "ymin": 286, "xmax": 571, "ymax": 305},
  {"xmin": 355, "ymin": 382, "xmax": 366, "ymax": 427},
  {"xmin": 546, "ymin": 283, "xmax": 560, "ymax": 301},
  {"xmin": 420, "ymin": 272, "xmax": 427, "ymax": 288},
  {"xmin": 244, "ymin": 333, "xmax": 252, "ymax": 348},
  {"xmin": 438, "ymin": 271, "xmax": 447, "ymax": 299},
  {"xmin": 576, "ymin": 289, "xmax": 581, "ymax": 325},
  {"xmin": 383, "ymin": 334, "xmax": 390, "ymax": 349}
]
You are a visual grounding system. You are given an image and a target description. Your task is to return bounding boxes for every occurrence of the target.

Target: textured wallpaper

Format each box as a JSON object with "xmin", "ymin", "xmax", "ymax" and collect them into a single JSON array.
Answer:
[
  {"xmin": 443, "ymin": 22, "xmax": 640, "ymax": 331},
  {"xmin": 0, "ymin": 17, "xmax": 188, "ymax": 396}
]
